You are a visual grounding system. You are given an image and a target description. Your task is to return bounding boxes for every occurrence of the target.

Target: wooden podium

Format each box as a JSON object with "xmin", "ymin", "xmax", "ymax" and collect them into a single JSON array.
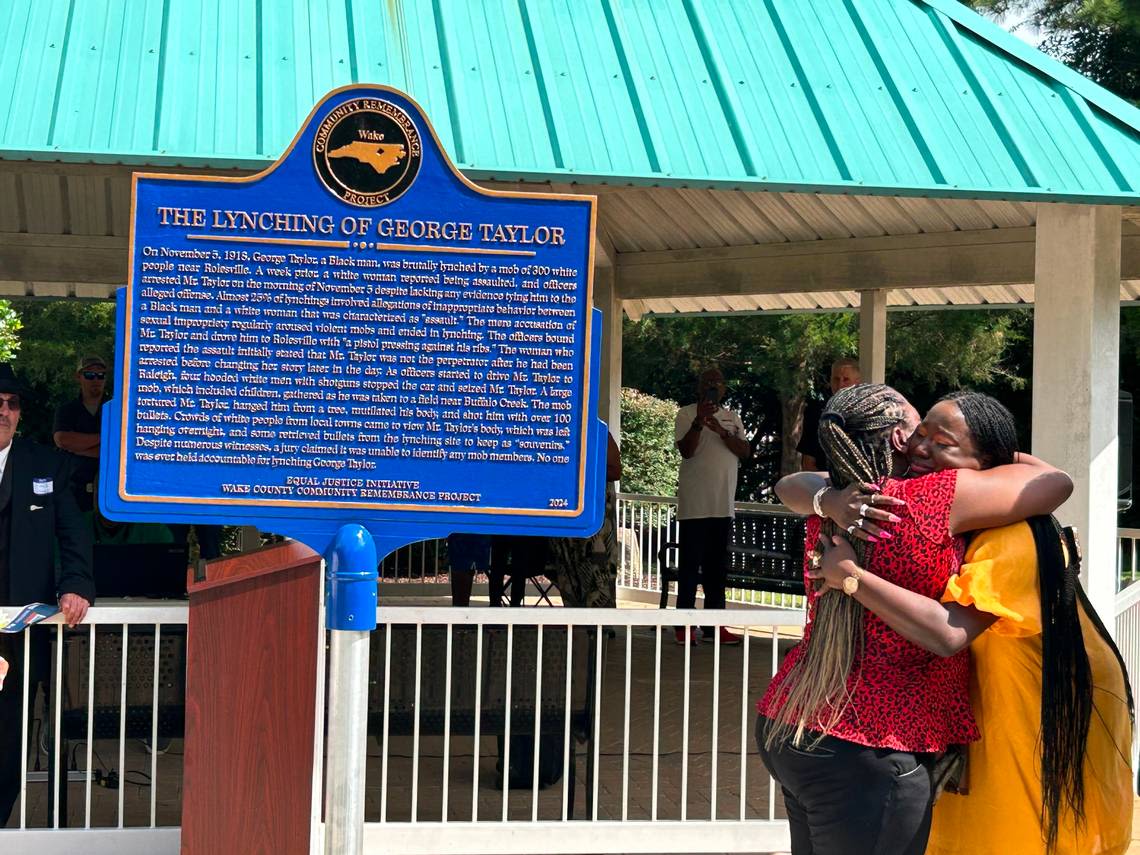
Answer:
[{"xmin": 181, "ymin": 541, "xmax": 322, "ymax": 855}]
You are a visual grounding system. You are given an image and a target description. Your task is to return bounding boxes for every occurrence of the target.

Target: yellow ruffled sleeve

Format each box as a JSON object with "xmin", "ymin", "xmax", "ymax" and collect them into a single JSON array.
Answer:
[{"xmin": 940, "ymin": 522, "xmax": 1042, "ymax": 637}]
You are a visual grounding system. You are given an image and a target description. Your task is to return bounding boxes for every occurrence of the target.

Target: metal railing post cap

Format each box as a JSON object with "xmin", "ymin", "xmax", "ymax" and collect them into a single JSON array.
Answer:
[{"xmin": 325, "ymin": 524, "xmax": 379, "ymax": 631}]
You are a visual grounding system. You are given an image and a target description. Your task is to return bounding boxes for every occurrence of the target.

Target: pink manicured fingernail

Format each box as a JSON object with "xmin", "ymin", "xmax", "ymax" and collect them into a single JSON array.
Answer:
[
  {"xmin": 879, "ymin": 531, "xmax": 893, "ymax": 540},
  {"xmin": 887, "ymin": 514, "xmax": 902, "ymax": 524},
  {"xmin": 867, "ymin": 535, "xmax": 879, "ymax": 543}
]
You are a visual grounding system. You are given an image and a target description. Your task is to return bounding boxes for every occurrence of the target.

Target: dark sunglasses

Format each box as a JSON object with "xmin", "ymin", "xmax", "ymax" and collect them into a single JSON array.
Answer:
[
  {"xmin": 82, "ymin": 371, "xmax": 106, "ymax": 380},
  {"xmin": 0, "ymin": 395, "xmax": 21, "ymax": 411}
]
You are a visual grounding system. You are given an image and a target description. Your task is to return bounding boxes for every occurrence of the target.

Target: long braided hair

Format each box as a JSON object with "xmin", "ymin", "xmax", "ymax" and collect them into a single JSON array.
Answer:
[
  {"xmin": 945, "ymin": 390, "xmax": 1134, "ymax": 851},
  {"xmin": 765, "ymin": 384, "xmax": 911, "ymax": 748}
]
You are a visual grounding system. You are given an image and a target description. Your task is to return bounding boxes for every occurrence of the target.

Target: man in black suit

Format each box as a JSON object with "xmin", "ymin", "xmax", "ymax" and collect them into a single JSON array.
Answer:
[{"xmin": 0, "ymin": 364, "xmax": 94, "ymax": 826}]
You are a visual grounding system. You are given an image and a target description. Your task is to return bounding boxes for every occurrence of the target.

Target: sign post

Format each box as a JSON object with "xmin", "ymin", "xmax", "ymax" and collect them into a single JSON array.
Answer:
[
  {"xmin": 325, "ymin": 524, "xmax": 377, "ymax": 854},
  {"xmin": 101, "ymin": 86, "xmax": 604, "ymax": 852}
]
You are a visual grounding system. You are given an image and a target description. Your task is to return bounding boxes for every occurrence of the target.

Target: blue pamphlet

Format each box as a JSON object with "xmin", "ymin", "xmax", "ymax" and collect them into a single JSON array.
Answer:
[
  {"xmin": 0, "ymin": 603, "xmax": 60, "ymax": 633},
  {"xmin": 100, "ymin": 86, "xmax": 605, "ymax": 557}
]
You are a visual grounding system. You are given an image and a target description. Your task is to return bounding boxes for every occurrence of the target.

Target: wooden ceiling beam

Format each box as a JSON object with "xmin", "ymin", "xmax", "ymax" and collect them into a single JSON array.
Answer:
[{"xmin": 617, "ymin": 226, "xmax": 1140, "ymax": 298}]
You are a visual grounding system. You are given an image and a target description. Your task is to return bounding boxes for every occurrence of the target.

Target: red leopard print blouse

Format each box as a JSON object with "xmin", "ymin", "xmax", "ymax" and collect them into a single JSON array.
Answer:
[{"xmin": 758, "ymin": 469, "xmax": 979, "ymax": 752}]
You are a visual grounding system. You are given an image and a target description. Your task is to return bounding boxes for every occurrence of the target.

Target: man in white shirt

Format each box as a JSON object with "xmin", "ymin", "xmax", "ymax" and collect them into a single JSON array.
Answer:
[{"xmin": 673, "ymin": 368, "xmax": 750, "ymax": 645}]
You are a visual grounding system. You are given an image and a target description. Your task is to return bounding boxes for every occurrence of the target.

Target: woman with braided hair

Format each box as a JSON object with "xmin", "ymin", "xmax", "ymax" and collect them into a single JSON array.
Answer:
[
  {"xmin": 799, "ymin": 390, "xmax": 1132, "ymax": 855},
  {"xmin": 759, "ymin": 384, "xmax": 1072, "ymax": 855}
]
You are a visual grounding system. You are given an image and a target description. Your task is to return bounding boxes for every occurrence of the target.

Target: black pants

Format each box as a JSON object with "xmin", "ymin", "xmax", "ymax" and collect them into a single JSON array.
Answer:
[
  {"xmin": 677, "ymin": 517, "xmax": 730, "ymax": 634},
  {"xmin": 0, "ymin": 630, "xmax": 51, "ymax": 827},
  {"xmin": 756, "ymin": 716, "xmax": 934, "ymax": 855},
  {"xmin": 489, "ymin": 536, "xmax": 548, "ymax": 607}
]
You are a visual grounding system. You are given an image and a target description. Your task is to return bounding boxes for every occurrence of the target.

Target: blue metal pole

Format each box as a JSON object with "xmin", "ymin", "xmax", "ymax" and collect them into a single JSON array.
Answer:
[
  {"xmin": 324, "ymin": 524, "xmax": 377, "ymax": 855},
  {"xmin": 326, "ymin": 523, "xmax": 378, "ymax": 631}
]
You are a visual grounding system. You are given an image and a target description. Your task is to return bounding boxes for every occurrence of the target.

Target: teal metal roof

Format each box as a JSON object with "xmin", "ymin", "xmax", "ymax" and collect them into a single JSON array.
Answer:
[{"xmin": 3, "ymin": 0, "xmax": 1140, "ymax": 204}]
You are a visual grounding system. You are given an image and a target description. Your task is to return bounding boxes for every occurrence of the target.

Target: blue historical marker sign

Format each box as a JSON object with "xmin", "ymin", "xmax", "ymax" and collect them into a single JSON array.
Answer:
[{"xmin": 101, "ymin": 85, "xmax": 605, "ymax": 557}]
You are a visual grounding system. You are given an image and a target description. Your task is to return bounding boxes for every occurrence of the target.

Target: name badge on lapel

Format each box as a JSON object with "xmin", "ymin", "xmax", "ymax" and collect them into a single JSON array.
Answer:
[{"xmin": 32, "ymin": 478, "xmax": 53, "ymax": 496}]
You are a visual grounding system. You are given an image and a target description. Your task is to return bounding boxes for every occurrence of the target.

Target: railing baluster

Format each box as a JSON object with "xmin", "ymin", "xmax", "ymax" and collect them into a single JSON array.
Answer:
[
  {"xmin": 19, "ymin": 629, "xmax": 29, "ymax": 829},
  {"xmin": 52, "ymin": 623, "xmax": 62, "ymax": 829},
  {"xmin": 531, "ymin": 626, "xmax": 543, "ymax": 822},
  {"xmin": 502, "ymin": 624, "xmax": 513, "ymax": 822},
  {"xmin": 651, "ymin": 623, "xmax": 661, "ymax": 821},
  {"xmin": 150, "ymin": 624, "xmax": 161, "ymax": 826},
  {"xmin": 739, "ymin": 627, "xmax": 750, "ymax": 821},
  {"xmin": 711, "ymin": 620, "xmax": 720, "ymax": 821},
  {"xmin": 118, "ymin": 624, "xmax": 127, "ymax": 827},
  {"xmin": 411, "ymin": 624, "xmax": 422, "ymax": 823},
  {"xmin": 442, "ymin": 623, "xmax": 452, "ymax": 824},
  {"xmin": 85, "ymin": 623, "xmax": 95, "ymax": 827},
  {"xmin": 561, "ymin": 625, "xmax": 572, "ymax": 822},
  {"xmin": 769, "ymin": 626, "xmax": 779, "ymax": 821},
  {"xmin": 472, "ymin": 625, "xmax": 484, "ymax": 822},
  {"xmin": 621, "ymin": 624, "xmax": 631, "ymax": 821},
  {"xmin": 681, "ymin": 621, "xmax": 691, "ymax": 822},
  {"xmin": 592, "ymin": 622, "xmax": 602, "ymax": 821},
  {"xmin": 638, "ymin": 506, "xmax": 647, "ymax": 592},
  {"xmin": 380, "ymin": 627, "xmax": 392, "ymax": 823}
]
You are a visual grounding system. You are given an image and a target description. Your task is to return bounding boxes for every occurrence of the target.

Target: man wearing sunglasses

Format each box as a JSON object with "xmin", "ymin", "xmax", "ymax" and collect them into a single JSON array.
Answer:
[
  {"xmin": 0, "ymin": 362, "xmax": 94, "ymax": 825},
  {"xmin": 52, "ymin": 355, "xmax": 108, "ymax": 514}
]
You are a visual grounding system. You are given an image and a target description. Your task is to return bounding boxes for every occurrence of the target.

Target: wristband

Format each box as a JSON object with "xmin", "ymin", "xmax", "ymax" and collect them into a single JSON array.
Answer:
[{"xmin": 811, "ymin": 485, "xmax": 829, "ymax": 517}]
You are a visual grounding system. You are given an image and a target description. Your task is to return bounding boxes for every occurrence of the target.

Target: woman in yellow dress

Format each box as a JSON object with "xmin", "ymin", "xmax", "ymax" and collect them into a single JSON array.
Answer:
[{"xmin": 794, "ymin": 391, "xmax": 1132, "ymax": 854}]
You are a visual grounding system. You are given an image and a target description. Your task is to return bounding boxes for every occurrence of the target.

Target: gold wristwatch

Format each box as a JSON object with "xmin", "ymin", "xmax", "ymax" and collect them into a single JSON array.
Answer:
[{"xmin": 842, "ymin": 567, "xmax": 864, "ymax": 595}]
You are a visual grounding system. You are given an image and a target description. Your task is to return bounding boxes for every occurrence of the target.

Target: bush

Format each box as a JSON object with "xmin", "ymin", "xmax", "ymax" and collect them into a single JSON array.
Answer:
[{"xmin": 619, "ymin": 388, "xmax": 680, "ymax": 496}]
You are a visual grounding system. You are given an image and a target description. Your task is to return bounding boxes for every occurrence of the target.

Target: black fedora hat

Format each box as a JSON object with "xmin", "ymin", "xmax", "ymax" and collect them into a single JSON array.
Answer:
[{"xmin": 0, "ymin": 364, "xmax": 27, "ymax": 397}]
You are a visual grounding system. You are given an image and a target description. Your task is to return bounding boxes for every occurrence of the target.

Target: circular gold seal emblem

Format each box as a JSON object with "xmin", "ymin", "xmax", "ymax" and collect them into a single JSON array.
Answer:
[{"xmin": 313, "ymin": 98, "xmax": 422, "ymax": 207}]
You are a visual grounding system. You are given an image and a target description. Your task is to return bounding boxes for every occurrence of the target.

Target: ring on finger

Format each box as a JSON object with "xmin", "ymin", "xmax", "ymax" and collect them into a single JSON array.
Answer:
[
  {"xmin": 858, "ymin": 503, "xmax": 870, "ymax": 518},
  {"xmin": 846, "ymin": 523, "xmax": 858, "ymax": 535},
  {"xmin": 855, "ymin": 518, "xmax": 866, "ymax": 529},
  {"xmin": 870, "ymin": 493, "xmax": 881, "ymax": 504}
]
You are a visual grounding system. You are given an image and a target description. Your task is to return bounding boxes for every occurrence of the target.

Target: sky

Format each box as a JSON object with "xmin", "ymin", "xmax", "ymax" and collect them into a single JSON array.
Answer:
[{"xmin": 998, "ymin": 10, "xmax": 1047, "ymax": 46}]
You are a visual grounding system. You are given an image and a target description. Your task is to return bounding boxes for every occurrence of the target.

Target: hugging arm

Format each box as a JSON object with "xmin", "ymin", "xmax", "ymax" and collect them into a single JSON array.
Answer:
[
  {"xmin": 774, "ymin": 471, "xmax": 828, "ymax": 509},
  {"xmin": 813, "ymin": 535, "xmax": 996, "ymax": 657},
  {"xmin": 949, "ymin": 453, "xmax": 1072, "ymax": 536},
  {"xmin": 775, "ymin": 472, "xmax": 904, "ymax": 539}
]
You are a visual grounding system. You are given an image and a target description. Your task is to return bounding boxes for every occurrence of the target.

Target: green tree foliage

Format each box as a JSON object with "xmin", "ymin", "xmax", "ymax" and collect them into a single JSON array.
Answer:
[
  {"xmin": 622, "ymin": 314, "xmax": 847, "ymax": 500},
  {"xmin": 619, "ymin": 388, "xmax": 681, "ymax": 496},
  {"xmin": 622, "ymin": 308, "xmax": 1029, "ymax": 498},
  {"xmin": 9, "ymin": 300, "xmax": 116, "ymax": 443},
  {"xmin": 0, "ymin": 301, "xmax": 23, "ymax": 363}
]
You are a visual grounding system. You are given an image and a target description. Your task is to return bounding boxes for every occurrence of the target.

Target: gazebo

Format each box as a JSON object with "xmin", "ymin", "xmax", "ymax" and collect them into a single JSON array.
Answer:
[
  {"xmin": 2, "ymin": 1, "xmax": 1140, "ymax": 852},
  {"xmin": 2, "ymin": 0, "xmax": 1135, "ymax": 619}
]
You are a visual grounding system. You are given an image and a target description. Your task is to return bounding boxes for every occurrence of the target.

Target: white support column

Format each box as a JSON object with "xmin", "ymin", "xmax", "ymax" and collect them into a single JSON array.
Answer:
[
  {"xmin": 594, "ymin": 236, "xmax": 622, "ymax": 436},
  {"xmin": 1032, "ymin": 204, "xmax": 1122, "ymax": 624},
  {"xmin": 858, "ymin": 289, "xmax": 887, "ymax": 383}
]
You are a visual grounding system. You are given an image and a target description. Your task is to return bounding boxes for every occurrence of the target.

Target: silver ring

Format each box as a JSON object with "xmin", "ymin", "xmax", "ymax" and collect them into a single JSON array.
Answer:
[
  {"xmin": 870, "ymin": 493, "xmax": 881, "ymax": 504},
  {"xmin": 846, "ymin": 523, "xmax": 858, "ymax": 535},
  {"xmin": 858, "ymin": 503, "xmax": 870, "ymax": 518},
  {"xmin": 855, "ymin": 518, "xmax": 866, "ymax": 529}
]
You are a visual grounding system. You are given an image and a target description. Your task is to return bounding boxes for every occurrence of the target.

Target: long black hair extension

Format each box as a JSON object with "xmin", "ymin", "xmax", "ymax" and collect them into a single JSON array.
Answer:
[
  {"xmin": 1029, "ymin": 514, "xmax": 1093, "ymax": 851},
  {"xmin": 945, "ymin": 390, "xmax": 1134, "ymax": 851}
]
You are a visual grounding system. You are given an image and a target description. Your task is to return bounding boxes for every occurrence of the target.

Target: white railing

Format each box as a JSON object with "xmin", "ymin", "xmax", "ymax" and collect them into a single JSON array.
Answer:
[
  {"xmin": 7, "ymin": 527, "xmax": 1140, "ymax": 853},
  {"xmin": 0, "ymin": 602, "xmax": 187, "ymax": 854},
  {"xmin": 375, "ymin": 494, "xmax": 807, "ymax": 610},
  {"xmin": 615, "ymin": 494, "xmax": 806, "ymax": 610},
  {"xmin": 355, "ymin": 606, "xmax": 801, "ymax": 855},
  {"xmin": 1114, "ymin": 576, "xmax": 1140, "ymax": 774}
]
